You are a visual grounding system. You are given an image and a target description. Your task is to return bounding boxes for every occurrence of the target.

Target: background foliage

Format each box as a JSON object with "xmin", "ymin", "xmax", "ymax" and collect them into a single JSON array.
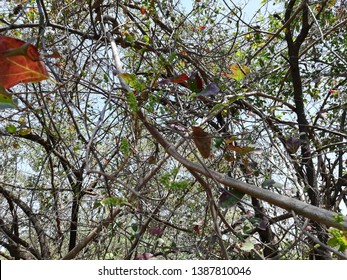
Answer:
[{"xmin": 0, "ymin": 0, "xmax": 347, "ymax": 260}]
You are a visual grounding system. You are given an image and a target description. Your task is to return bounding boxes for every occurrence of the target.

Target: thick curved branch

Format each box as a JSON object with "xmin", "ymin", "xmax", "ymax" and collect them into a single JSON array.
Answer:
[{"xmin": 137, "ymin": 110, "xmax": 347, "ymax": 231}]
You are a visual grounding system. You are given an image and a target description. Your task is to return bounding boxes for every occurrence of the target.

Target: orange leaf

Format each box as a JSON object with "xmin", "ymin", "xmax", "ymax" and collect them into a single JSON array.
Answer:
[
  {"xmin": 0, "ymin": 36, "xmax": 49, "ymax": 89},
  {"xmin": 192, "ymin": 126, "xmax": 211, "ymax": 158},
  {"xmin": 225, "ymin": 64, "xmax": 250, "ymax": 81},
  {"xmin": 227, "ymin": 144, "xmax": 254, "ymax": 155},
  {"xmin": 140, "ymin": 6, "xmax": 146, "ymax": 15}
]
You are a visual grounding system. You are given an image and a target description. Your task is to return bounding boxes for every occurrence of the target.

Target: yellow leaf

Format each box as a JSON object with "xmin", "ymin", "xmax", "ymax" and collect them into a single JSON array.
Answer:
[{"xmin": 225, "ymin": 64, "xmax": 250, "ymax": 81}]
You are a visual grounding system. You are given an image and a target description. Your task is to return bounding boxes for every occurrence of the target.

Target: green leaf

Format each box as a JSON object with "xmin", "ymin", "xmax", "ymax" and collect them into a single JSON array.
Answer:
[
  {"xmin": 101, "ymin": 197, "xmax": 125, "ymax": 207},
  {"xmin": 5, "ymin": 124, "xmax": 17, "ymax": 133},
  {"xmin": 118, "ymin": 73, "xmax": 145, "ymax": 91},
  {"xmin": 240, "ymin": 237, "xmax": 255, "ymax": 252},
  {"xmin": 0, "ymin": 85, "xmax": 17, "ymax": 109},
  {"xmin": 333, "ymin": 213, "xmax": 345, "ymax": 224},
  {"xmin": 219, "ymin": 189, "xmax": 246, "ymax": 208},
  {"xmin": 327, "ymin": 228, "xmax": 347, "ymax": 252},
  {"xmin": 18, "ymin": 128, "xmax": 31, "ymax": 136},
  {"xmin": 211, "ymin": 103, "xmax": 227, "ymax": 112},
  {"xmin": 225, "ymin": 64, "xmax": 250, "ymax": 81},
  {"xmin": 131, "ymin": 222, "xmax": 138, "ymax": 232},
  {"xmin": 169, "ymin": 180, "xmax": 189, "ymax": 191},
  {"xmin": 120, "ymin": 138, "xmax": 130, "ymax": 156},
  {"xmin": 127, "ymin": 92, "xmax": 138, "ymax": 113},
  {"xmin": 214, "ymin": 137, "xmax": 224, "ymax": 148}
]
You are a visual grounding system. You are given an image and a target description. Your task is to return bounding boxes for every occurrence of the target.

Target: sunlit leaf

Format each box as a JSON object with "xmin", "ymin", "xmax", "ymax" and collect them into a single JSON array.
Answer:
[
  {"xmin": 118, "ymin": 73, "xmax": 145, "ymax": 91},
  {"xmin": 224, "ymin": 64, "xmax": 250, "ymax": 81},
  {"xmin": 327, "ymin": 228, "xmax": 347, "ymax": 252},
  {"xmin": 241, "ymin": 237, "xmax": 255, "ymax": 252},
  {"xmin": 0, "ymin": 35, "xmax": 49, "ymax": 89},
  {"xmin": 192, "ymin": 126, "xmax": 211, "ymax": 158}
]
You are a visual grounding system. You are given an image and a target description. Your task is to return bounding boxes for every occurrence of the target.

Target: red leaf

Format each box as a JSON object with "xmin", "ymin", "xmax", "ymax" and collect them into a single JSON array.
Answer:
[
  {"xmin": 193, "ymin": 224, "xmax": 201, "ymax": 234},
  {"xmin": 188, "ymin": 72, "xmax": 203, "ymax": 93},
  {"xmin": 147, "ymin": 227, "xmax": 164, "ymax": 236},
  {"xmin": 140, "ymin": 6, "xmax": 146, "ymax": 15},
  {"xmin": 0, "ymin": 36, "xmax": 49, "ymax": 89},
  {"xmin": 170, "ymin": 73, "xmax": 189, "ymax": 84}
]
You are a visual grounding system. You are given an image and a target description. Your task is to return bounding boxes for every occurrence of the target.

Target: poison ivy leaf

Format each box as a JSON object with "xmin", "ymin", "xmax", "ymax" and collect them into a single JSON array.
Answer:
[
  {"xmin": 224, "ymin": 64, "xmax": 250, "ymax": 81},
  {"xmin": 218, "ymin": 189, "xmax": 246, "ymax": 208},
  {"xmin": 196, "ymin": 82, "xmax": 220, "ymax": 96},
  {"xmin": 191, "ymin": 126, "xmax": 211, "ymax": 158},
  {"xmin": 0, "ymin": 35, "xmax": 49, "ymax": 89}
]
